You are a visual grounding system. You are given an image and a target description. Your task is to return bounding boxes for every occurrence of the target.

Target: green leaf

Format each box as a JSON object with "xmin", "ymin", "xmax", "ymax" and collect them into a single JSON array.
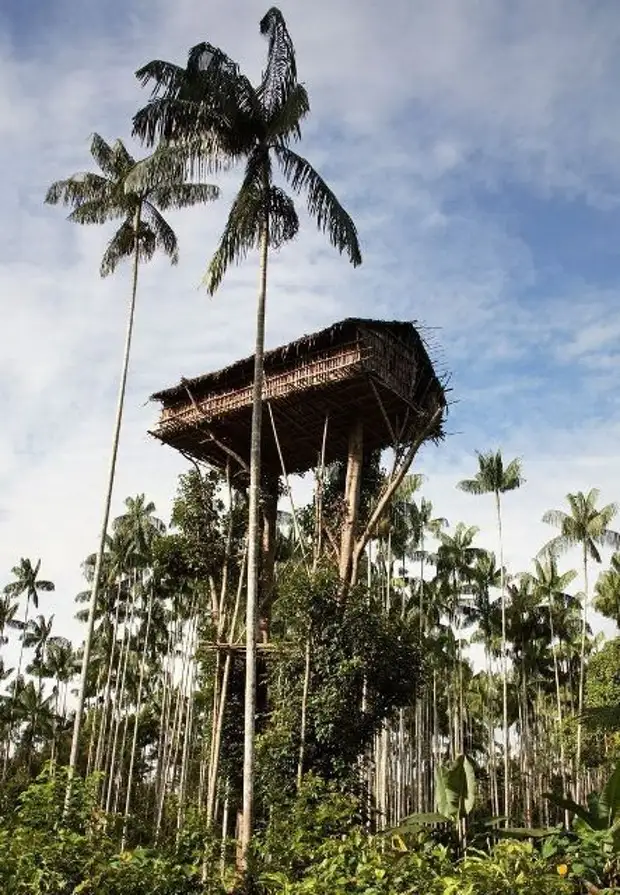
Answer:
[
  {"xmin": 543, "ymin": 791, "xmax": 597, "ymax": 828},
  {"xmin": 599, "ymin": 761, "xmax": 620, "ymax": 825}
]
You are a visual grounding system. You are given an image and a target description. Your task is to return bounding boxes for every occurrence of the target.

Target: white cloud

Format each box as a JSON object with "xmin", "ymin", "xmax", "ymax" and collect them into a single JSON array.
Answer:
[{"xmin": 2, "ymin": 0, "xmax": 620, "ymax": 673}]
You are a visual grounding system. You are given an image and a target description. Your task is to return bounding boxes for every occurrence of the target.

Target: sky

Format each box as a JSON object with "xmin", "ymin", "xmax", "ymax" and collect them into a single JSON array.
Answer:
[{"xmin": 1, "ymin": 0, "xmax": 620, "ymax": 652}]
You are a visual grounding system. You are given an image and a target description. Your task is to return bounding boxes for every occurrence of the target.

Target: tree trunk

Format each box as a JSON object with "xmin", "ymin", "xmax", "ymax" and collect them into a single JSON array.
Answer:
[
  {"xmin": 65, "ymin": 204, "xmax": 142, "ymax": 810},
  {"xmin": 339, "ymin": 418, "xmax": 364, "ymax": 584},
  {"xmin": 496, "ymin": 491, "xmax": 510, "ymax": 823},
  {"xmin": 575, "ymin": 547, "xmax": 589, "ymax": 804},
  {"xmin": 239, "ymin": 217, "xmax": 269, "ymax": 869},
  {"xmin": 206, "ymin": 545, "xmax": 247, "ymax": 827},
  {"xmin": 259, "ymin": 475, "xmax": 279, "ymax": 639},
  {"xmin": 548, "ymin": 593, "xmax": 569, "ymax": 825},
  {"xmin": 121, "ymin": 584, "xmax": 154, "ymax": 850},
  {"xmin": 297, "ymin": 632, "xmax": 312, "ymax": 789}
]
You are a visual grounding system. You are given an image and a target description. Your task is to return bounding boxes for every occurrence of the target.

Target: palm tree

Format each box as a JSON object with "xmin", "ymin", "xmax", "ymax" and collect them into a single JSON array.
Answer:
[
  {"xmin": 523, "ymin": 555, "xmax": 577, "ymax": 809},
  {"xmin": 4, "ymin": 559, "xmax": 55, "ymax": 681},
  {"xmin": 594, "ymin": 552, "xmax": 620, "ymax": 629},
  {"xmin": 23, "ymin": 614, "xmax": 55, "ymax": 694},
  {"xmin": 0, "ymin": 593, "xmax": 21, "ymax": 646},
  {"xmin": 45, "ymin": 134, "xmax": 218, "ymax": 785},
  {"xmin": 540, "ymin": 489, "xmax": 620, "ymax": 801},
  {"xmin": 133, "ymin": 7, "xmax": 362, "ymax": 861},
  {"xmin": 113, "ymin": 494, "xmax": 165, "ymax": 569},
  {"xmin": 457, "ymin": 450, "xmax": 523, "ymax": 819}
]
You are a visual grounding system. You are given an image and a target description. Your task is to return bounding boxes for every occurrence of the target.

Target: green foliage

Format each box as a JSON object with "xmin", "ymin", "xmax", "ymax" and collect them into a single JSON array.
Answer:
[
  {"xmin": 0, "ymin": 769, "xmax": 213, "ymax": 894},
  {"xmin": 260, "ymin": 829, "xmax": 570, "ymax": 895},
  {"xmin": 257, "ymin": 567, "xmax": 421, "ymax": 801},
  {"xmin": 541, "ymin": 762, "xmax": 620, "ymax": 889},
  {"xmin": 259, "ymin": 774, "xmax": 362, "ymax": 874},
  {"xmin": 583, "ymin": 637, "xmax": 620, "ymax": 764},
  {"xmin": 545, "ymin": 761, "xmax": 620, "ymax": 832},
  {"xmin": 435, "ymin": 753, "xmax": 477, "ymax": 821},
  {"xmin": 73, "ymin": 847, "xmax": 205, "ymax": 895}
]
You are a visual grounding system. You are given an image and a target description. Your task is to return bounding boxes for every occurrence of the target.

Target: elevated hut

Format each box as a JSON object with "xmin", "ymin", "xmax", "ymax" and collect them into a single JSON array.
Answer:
[{"xmin": 150, "ymin": 318, "xmax": 446, "ymax": 585}]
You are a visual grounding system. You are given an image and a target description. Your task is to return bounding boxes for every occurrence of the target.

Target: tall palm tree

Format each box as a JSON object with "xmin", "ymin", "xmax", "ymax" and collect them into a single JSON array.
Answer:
[
  {"xmin": 23, "ymin": 614, "xmax": 55, "ymax": 694},
  {"xmin": 0, "ymin": 593, "xmax": 21, "ymax": 646},
  {"xmin": 523, "ymin": 555, "xmax": 577, "ymax": 807},
  {"xmin": 133, "ymin": 7, "xmax": 362, "ymax": 861},
  {"xmin": 540, "ymin": 489, "xmax": 620, "ymax": 801},
  {"xmin": 4, "ymin": 559, "xmax": 55, "ymax": 681},
  {"xmin": 457, "ymin": 450, "xmax": 523, "ymax": 819},
  {"xmin": 594, "ymin": 551, "xmax": 620, "ymax": 629},
  {"xmin": 45, "ymin": 134, "xmax": 218, "ymax": 785},
  {"xmin": 435, "ymin": 523, "xmax": 485, "ymax": 757},
  {"xmin": 113, "ymin": 494, "xmax": 165, "ymax": 566}
]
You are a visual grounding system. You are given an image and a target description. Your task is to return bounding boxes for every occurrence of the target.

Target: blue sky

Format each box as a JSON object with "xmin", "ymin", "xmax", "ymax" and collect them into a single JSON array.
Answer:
[{"xmin": 1, "ymin": 0, "xmax": 620, "ymax": 645}]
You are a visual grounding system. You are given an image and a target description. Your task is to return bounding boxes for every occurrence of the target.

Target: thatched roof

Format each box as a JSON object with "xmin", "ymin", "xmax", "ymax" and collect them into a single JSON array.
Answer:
[{"xmin": 150, "ymin": 317, "xmax": 446, "ymax": 478}]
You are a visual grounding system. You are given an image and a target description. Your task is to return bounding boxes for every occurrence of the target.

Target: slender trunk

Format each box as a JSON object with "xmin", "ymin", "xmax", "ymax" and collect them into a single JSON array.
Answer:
[
  {"xmin": 496, "ymin": 491, "xmax": 510, "ymax": 823},
  {"xmin": 177, "ymin": 641, "xmax": 196, "ymax": 835},
  {"xmin": 65, "ymin": 205, "xmax": 142, "ymax": 811},
  {"xmin": 95, "ymin": 582, "xmax": 123, "ymax": 774},
  {"xmin": 339, "ymin": 419, "xmax": 364, "ymax": 584},
  {"xmin": 220, "ymin": 781, "xmax": 230, "ymax": 879},
  {"xmin": 240, "ymin": 216, "xmax": 269, "ymax": 869},
  {"xmin": 206, "ymin": 545, "xmax": 247, "ymax": 826},
  {"xmin": 121, "ymin": 585, "xmax": 154, "ymax": 850},
  {"xmin": 548, "ymin": 594, "xmax": 569, "ymax": 825},
  {"xmin": 3, "ymin": 597, "xmax": 31, "ymax": 775},
  {"xmin": 105, "ymin": 581, "xmax": 137, "ymax": 814},
  {"xmin": 297, "ymin": 632, "xmax": 312, "ymax": 789},
  {"xmin": 575, "ymin": 548, "xmax": 589, "ymax": 804}
]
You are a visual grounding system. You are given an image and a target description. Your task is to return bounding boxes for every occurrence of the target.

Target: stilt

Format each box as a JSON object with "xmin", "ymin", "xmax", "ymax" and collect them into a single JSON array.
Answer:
[{"xmin": 339, "ymin": 418, "xmax": 364, "ymax": 585}]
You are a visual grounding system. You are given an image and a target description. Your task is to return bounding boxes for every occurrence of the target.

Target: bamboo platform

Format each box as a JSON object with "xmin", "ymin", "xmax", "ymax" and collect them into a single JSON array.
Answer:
[{"xmin": 150, "ymin": 318, "xmax": 445, "ymax": 478}]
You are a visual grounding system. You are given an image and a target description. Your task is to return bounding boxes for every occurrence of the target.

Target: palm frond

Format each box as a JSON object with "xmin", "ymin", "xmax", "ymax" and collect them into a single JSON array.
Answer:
[
  {"xmin": 45, "ymin": 173, "xmax": 110, "ymax": 209},
  {"xmin": 267, "ymin": 83, "xmax": 309, "ymax": 141},
  {"xmin": 89, "ymin": 133, "xmax": 117, "ymax": 177},
  {"xmin": 143, "ymin": 203, "xmax": 179, "ymax": 263},
  {"xmin": 457, "ymin": 478, "xmax": 487, "ymax": 496},
  {"xmin": 537, "ymin": 535, "xmax": 572, "ymax": 559},
  {"xmin": 502, "ymin": 457, "xmax": 524, "ymax": 492},
  {"xmin": 111, "ymin": 139, "xmax": 134, "ymax": 175},
  {"xmin": 125, "ymin": 139, "xmax": 227, "ymax": 195},
  {"xmin": 100, "ymin": 219, "xmax": 141, "ymax": 277},
  {"xmin": 601, "ymin": 529, "xmax": 620, "ymax": 550},
  {"xmin": 204, "ymin": 163, "xmax": 265, "ymax": 294},
  {"xmin": 135, "ymin": 59, "xmax": 188, "ymax": 96},
  {"xmin": 133, "ymin": 97, "xmax": 234, "ymax": 151},
  {"xmin": 267, "ymin": 185, "xmax": 299, "ymax": 248},
  {"xmin": 275, "ymin": 146, "xmax": 362, "ymax": 266},
  {"xmin": 259, "ymin": 7, "xmax": 297, "ymax": 116},
  {"xmin": 541, "ymin": 509, "xmax": 569, "ymax": 529},
  {"xmin": 67, "ymin": 199, "xmax": 126, "ymax": 226},
  {"xmin": 146, "ymin": 183, "xmax": 219, "ymax": 212}
]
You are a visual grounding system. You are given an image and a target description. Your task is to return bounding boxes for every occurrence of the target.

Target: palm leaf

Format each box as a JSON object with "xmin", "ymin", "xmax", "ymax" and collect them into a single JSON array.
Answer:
[
  {"xmin": 258, "ymin": 7, "xmax": 298, "ymax": 116},
  {"xmin": 100, "ymin": 220, "xmax": 151, "ymax": 277},
  {"xmin": 267, "ymin": 185, "xmax": 299, "ymax": 248},
  {"xmin": 45, "ymin": 173, "xmax": 111, "ymax": 209},
  {"xmin": 146, "ymin": 183, "xmax": 219, "ymax": 212},
  {"xmin": 204, "ymin": 193, "xmax": 262, "ymax": 294},
  {"xmin": 89, "ymin": 133, "xmax": 117, "ymax": 178},
  {"xmin": 275, "ymin": 146, "xmax": 362, "ymax": 266},
  {"xmin": 267, "ymin": 83, "xmax": 309, "ymax": 140},
  {"xmin": 142, "ymin": 204, "xmax": 179, "ymax": 262},
  {"xmin": 67, "ymin": 199, "xmax": 126, "ymax": 226},
  {"xmin": 135, "ymin": 59, "xmax": 188, "ymax": 95},
  {"xmin": 456, "ymin": 478, "xmax": 486, "ymax": 495}
]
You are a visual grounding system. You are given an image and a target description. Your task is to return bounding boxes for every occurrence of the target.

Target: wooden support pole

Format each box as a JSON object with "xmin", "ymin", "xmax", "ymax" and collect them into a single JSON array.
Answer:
[
  {"xmin": 259, "ymin": 474, "xmax": 279, "ymax": 640},
  {"xmin": 339, "ymin": 417, "xmax": 364, "ymax": 584}
]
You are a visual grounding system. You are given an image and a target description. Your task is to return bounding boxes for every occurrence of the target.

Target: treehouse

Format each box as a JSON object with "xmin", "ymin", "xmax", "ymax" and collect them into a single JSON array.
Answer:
[{"xmin": 150, "ymin": 317, "xmax": 446, "ymax": 586}]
